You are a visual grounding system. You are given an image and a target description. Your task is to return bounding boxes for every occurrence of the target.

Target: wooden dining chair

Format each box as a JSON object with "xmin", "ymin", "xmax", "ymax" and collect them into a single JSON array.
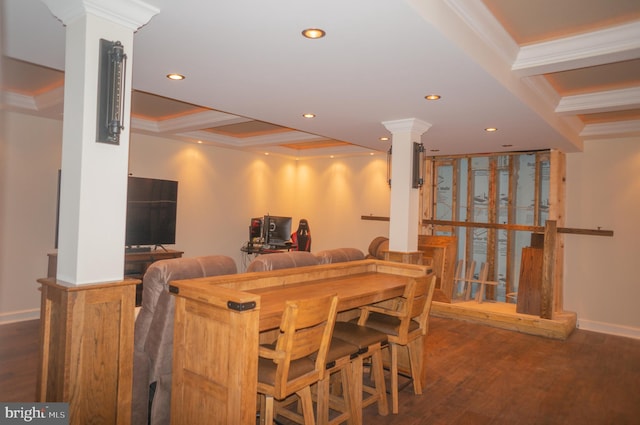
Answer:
[
  {"xmin": 276, "ymin": 335, "xmax": 359, "ymax": 425},
  {"xmin": 257, "ymin": 293, "xmax": 339, "ymax": 425},
  {"xmin": 356, "ymin": 274, "xmax": 437, "ymax": 414}
]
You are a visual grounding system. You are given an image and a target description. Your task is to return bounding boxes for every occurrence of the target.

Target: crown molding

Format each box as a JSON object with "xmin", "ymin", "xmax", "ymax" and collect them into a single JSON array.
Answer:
[
  {"xmin": 556, "ymin": 87, "xmax": 640, "ymax": 114},
  {"xmin": 443, "ymin": 0, "xmax": 519, "ymax": 65},
  {"xmin": 520, "ymin": 75, "xmax": 561, "ymax": 110},
  {"xmin": 130, "ymin": 110, "xmax": 252, "ymax": 133},
  {"xmin": 513, "ymin": 21, "xmax": 640, "ymax": 76},
  {"xmin": 174, "ymin": 130, "xmax": 245, "ymax": 146},
  {"xmin": 156, "ymin": 110, "xmax": 251, "ymax": 133},
  {"xmin": 517, "ymin": 75, "xmax": 585, "ymax": 140},
  {"xmin": 129, "ymin": 116, "xmax": 161, "ymax": 133},
  {"xmin": 2, "ymin": 87, "xmax": 64, "ymax": 113},
  {"xmin": 34, "ymin": 86, "xmax": 65, "ymax": 111},
  {"xmin": 2, "ymin": 92, "xmax": 38, "ymax": 111},
  {"xmin": 580, "ymin": 119, "xmax": 640, "ymax": 139},
  {"xmin": 259, "ymin": 143, "xmax": 376, "ymax": 160},
  {"xmin": 42, "ymin": 0, "xmax": 159, "ymax": 30},
  {"xmin": 176, "ymin": 128, "xmax": 326, "ymax": 149}
]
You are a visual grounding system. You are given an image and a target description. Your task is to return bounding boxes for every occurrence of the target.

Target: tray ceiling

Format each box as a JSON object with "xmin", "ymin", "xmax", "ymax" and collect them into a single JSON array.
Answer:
[{"xmin": 2, "ymin": 0, "xmax": 639, "ymax": 158}]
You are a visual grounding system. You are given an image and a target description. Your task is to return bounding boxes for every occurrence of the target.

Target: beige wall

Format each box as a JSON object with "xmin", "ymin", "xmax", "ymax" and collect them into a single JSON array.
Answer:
[
  {"xmin": 0, "ymin": 111, "xmax": 389, "ymax": 322},
  {"xmin": 565, "ymin": 137, "xmax": 640, "ymax": 337},
  {"xmin": 128, "ymin": 133, "xmax": 390, "ymax": 269},
  {"xmin": 2, "ymin": 111, "xmax": 638, "ymax": 339},
  {"xmin": 1, "ymin": 112, "xmax": 62, "ymax": 321}
]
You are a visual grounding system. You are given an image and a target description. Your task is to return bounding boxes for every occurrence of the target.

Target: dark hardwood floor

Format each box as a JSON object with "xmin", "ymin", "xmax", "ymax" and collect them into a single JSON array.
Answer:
[
  {"xmin": 2, "ymin": 316, "xmax": 639, "ymax": 424},
  {"xmin": 0, "ymin": 319, "xmax": 40, "ymax": 402}
]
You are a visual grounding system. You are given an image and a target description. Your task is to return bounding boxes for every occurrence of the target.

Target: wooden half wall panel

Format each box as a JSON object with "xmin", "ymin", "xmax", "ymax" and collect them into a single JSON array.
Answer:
[
  {"xmin": 170, "ymin": 287, "xmax": 260, "ymax": 425},
  {"xmin": 37, "ymin": 278, "xmax": 137, "ymax": 425}
]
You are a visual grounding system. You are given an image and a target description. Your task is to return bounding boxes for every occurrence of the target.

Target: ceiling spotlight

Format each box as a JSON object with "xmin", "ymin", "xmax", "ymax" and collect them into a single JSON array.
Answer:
[
  {"xmin": 425, "ymin": 94, "xmax": 441, "ymax": 101},
  {"xmin": 166, "ymin": 73, "xmax": 185, "ymax": 80},
  {"xmin": 485, "ymin": 127, "xmax": 498, "ymax": 132},
  {"xmin": 302, "ymin": 28, "xmax": 326, "ymax": 39},
  {"xmin": 379, "ymin": 136, "xmax": 390, "ymax": 141},
  {"xmin": 302, "ymin": 113, "xmax": 316, "ymax": 118}
]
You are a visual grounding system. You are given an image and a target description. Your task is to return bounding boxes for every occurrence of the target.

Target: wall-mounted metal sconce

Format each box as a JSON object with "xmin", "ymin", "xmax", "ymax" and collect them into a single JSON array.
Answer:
[
  {"xmin": 386, "ymin": 142, "xmax": 425, "ymax": 188},
  {"xmin": 412, "ymin": 142, "xmax": 425, "ymax": 188},
  {"xmin": 386, "ymin": 146, "xmax": 392, "ymax": 187},
  {"xmin": 96, "ymin": 39, "xmax": 127, "ymax": 145}
]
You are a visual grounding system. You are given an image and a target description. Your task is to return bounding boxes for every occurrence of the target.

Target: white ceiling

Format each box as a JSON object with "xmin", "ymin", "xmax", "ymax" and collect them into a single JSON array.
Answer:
[{"xmin": 2, "ymin": 0, "xmax": 640, "ymax": 158}]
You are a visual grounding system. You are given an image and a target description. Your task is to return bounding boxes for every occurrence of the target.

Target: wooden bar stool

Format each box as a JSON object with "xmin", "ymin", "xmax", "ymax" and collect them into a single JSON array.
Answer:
[
  {"xmin": 278, "ymin": 336, "xmax": 359, "ymax": 425},
  {"xmin": 313, "ymin": 337, "xmax": 360, "ymax": 425},
  {"xmin": 356, "ymin": 275, "xmax": 436, "ymax": 414},
  {"xmin": 257, "ymin": 293, "xmax": 338, "ymax": 425},
  {"xmin": 331, "ymin": 321, "xmax": 389, "ymax": 424}
]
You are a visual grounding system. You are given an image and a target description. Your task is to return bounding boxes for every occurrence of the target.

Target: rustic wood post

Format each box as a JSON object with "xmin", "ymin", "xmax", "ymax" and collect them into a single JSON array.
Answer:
[{"xmin": 541, "ymin": 220, "xmax": 557, "ymax": 319}]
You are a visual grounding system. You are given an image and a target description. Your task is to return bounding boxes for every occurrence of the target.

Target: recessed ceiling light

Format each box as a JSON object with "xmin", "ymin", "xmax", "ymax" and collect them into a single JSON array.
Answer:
[
  {"xmin": 425, "ymin": 94, "xmax": 441, "ymax": 101},
  {"xmin": 303, "ymin": 113, "xmax": 316, "ymax": 118},
  {"xmin": 485, "ymin": 127, "xmax": 498, "ymax": 132},
  {"xmin": 430, "ymin": 149, "xmax": 440, "ymax": 152},
  {"xmin": 166, "ymin": 73, "xmax": 185, "ymax": 80},
  {"xmin": 302, "ymin": 28, "xmax": 326, "ymax": 39},
  {"xmin": 502, "ymin": 144, "xmax": 513, "ymax": 148},
  {"xmin": 379, "ymin": 136, "xmax": 390, "ymax": 141}
]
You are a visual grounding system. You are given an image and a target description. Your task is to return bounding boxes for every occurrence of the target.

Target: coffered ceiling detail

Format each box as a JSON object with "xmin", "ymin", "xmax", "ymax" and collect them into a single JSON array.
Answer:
[{"xmin": 2, "ymin": 0, "xmax": 639, "ymax": 158}]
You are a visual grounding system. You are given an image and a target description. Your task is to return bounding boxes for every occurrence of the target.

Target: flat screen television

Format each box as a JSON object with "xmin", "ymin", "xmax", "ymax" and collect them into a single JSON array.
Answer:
[
  {"xmin": 263, "ymin": 215, "xmax": 292, "ymax": 247},
  {"xmin": 125, "ymin": 176, "xmax": 178, "ymax": 249}
]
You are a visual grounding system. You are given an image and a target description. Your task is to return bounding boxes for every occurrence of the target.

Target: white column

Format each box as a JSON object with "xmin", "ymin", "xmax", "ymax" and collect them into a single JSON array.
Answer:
[
  {"xmin": 382, "ymin": 118, "xmax": 432, "ymax": 253},
  {"xmin": 43, "ymin": 0, "xmax": 158, "ymax": 285}
]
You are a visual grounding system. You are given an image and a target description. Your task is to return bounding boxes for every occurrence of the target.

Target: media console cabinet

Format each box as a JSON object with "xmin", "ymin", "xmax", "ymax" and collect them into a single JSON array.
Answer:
[{"xmin": 168, "ymin": 259, "xmax": 433, "ymax": 425}]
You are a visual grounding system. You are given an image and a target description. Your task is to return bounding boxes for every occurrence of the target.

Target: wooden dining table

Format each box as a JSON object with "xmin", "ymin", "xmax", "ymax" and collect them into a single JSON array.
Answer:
[
  {"xmin": 169, "ymin": 259, "xmax": 431, "ymax": 425},
  {"xmin": 246, "ymin": 271, "xmax": 410, "ymax": 331}
]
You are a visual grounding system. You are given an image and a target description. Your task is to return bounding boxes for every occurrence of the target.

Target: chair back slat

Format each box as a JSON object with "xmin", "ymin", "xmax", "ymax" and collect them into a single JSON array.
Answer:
[
  {"xmin": 415, "ymin": 275, "xmax": 437, "ymax": 335},
  {"xmin": 393, "ymin": 275, "xmax": 434, "ymax": 340},
  {"xmin": 269, "ymin": 293, "xmax": 338, "ymax": 396}
]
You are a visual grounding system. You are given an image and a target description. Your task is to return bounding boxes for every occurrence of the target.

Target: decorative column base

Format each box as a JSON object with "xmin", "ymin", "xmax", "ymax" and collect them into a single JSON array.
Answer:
[
  {"xmin": 382, "ymin": 250, "xmax": 424, "ymax": 265},
  {"xmin": 37, "ymin": 277, "xmax": 138, "ymax": 425}
]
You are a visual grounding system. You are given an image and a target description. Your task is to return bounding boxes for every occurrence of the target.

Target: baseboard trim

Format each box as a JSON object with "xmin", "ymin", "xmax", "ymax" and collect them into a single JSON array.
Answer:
[
  {"xmin": 0, "ymin": 308, "xmax": 40, "ymax": 325},
  {"xmin": 577, "ymin": 318, "xmax": 640, "ymax": 340}
]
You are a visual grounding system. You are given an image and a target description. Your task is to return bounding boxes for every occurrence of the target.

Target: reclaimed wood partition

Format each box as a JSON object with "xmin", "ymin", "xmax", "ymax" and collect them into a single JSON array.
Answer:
[{"xmin": 417, "ymin": 235, "xmax": 457, "ymax": 302}]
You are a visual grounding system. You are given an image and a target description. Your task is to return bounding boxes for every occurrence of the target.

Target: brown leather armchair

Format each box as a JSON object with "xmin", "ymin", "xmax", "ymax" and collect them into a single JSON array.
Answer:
[{"xmin": 132, "ymin": 255, "xmax": 237, "ymax": 425}]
